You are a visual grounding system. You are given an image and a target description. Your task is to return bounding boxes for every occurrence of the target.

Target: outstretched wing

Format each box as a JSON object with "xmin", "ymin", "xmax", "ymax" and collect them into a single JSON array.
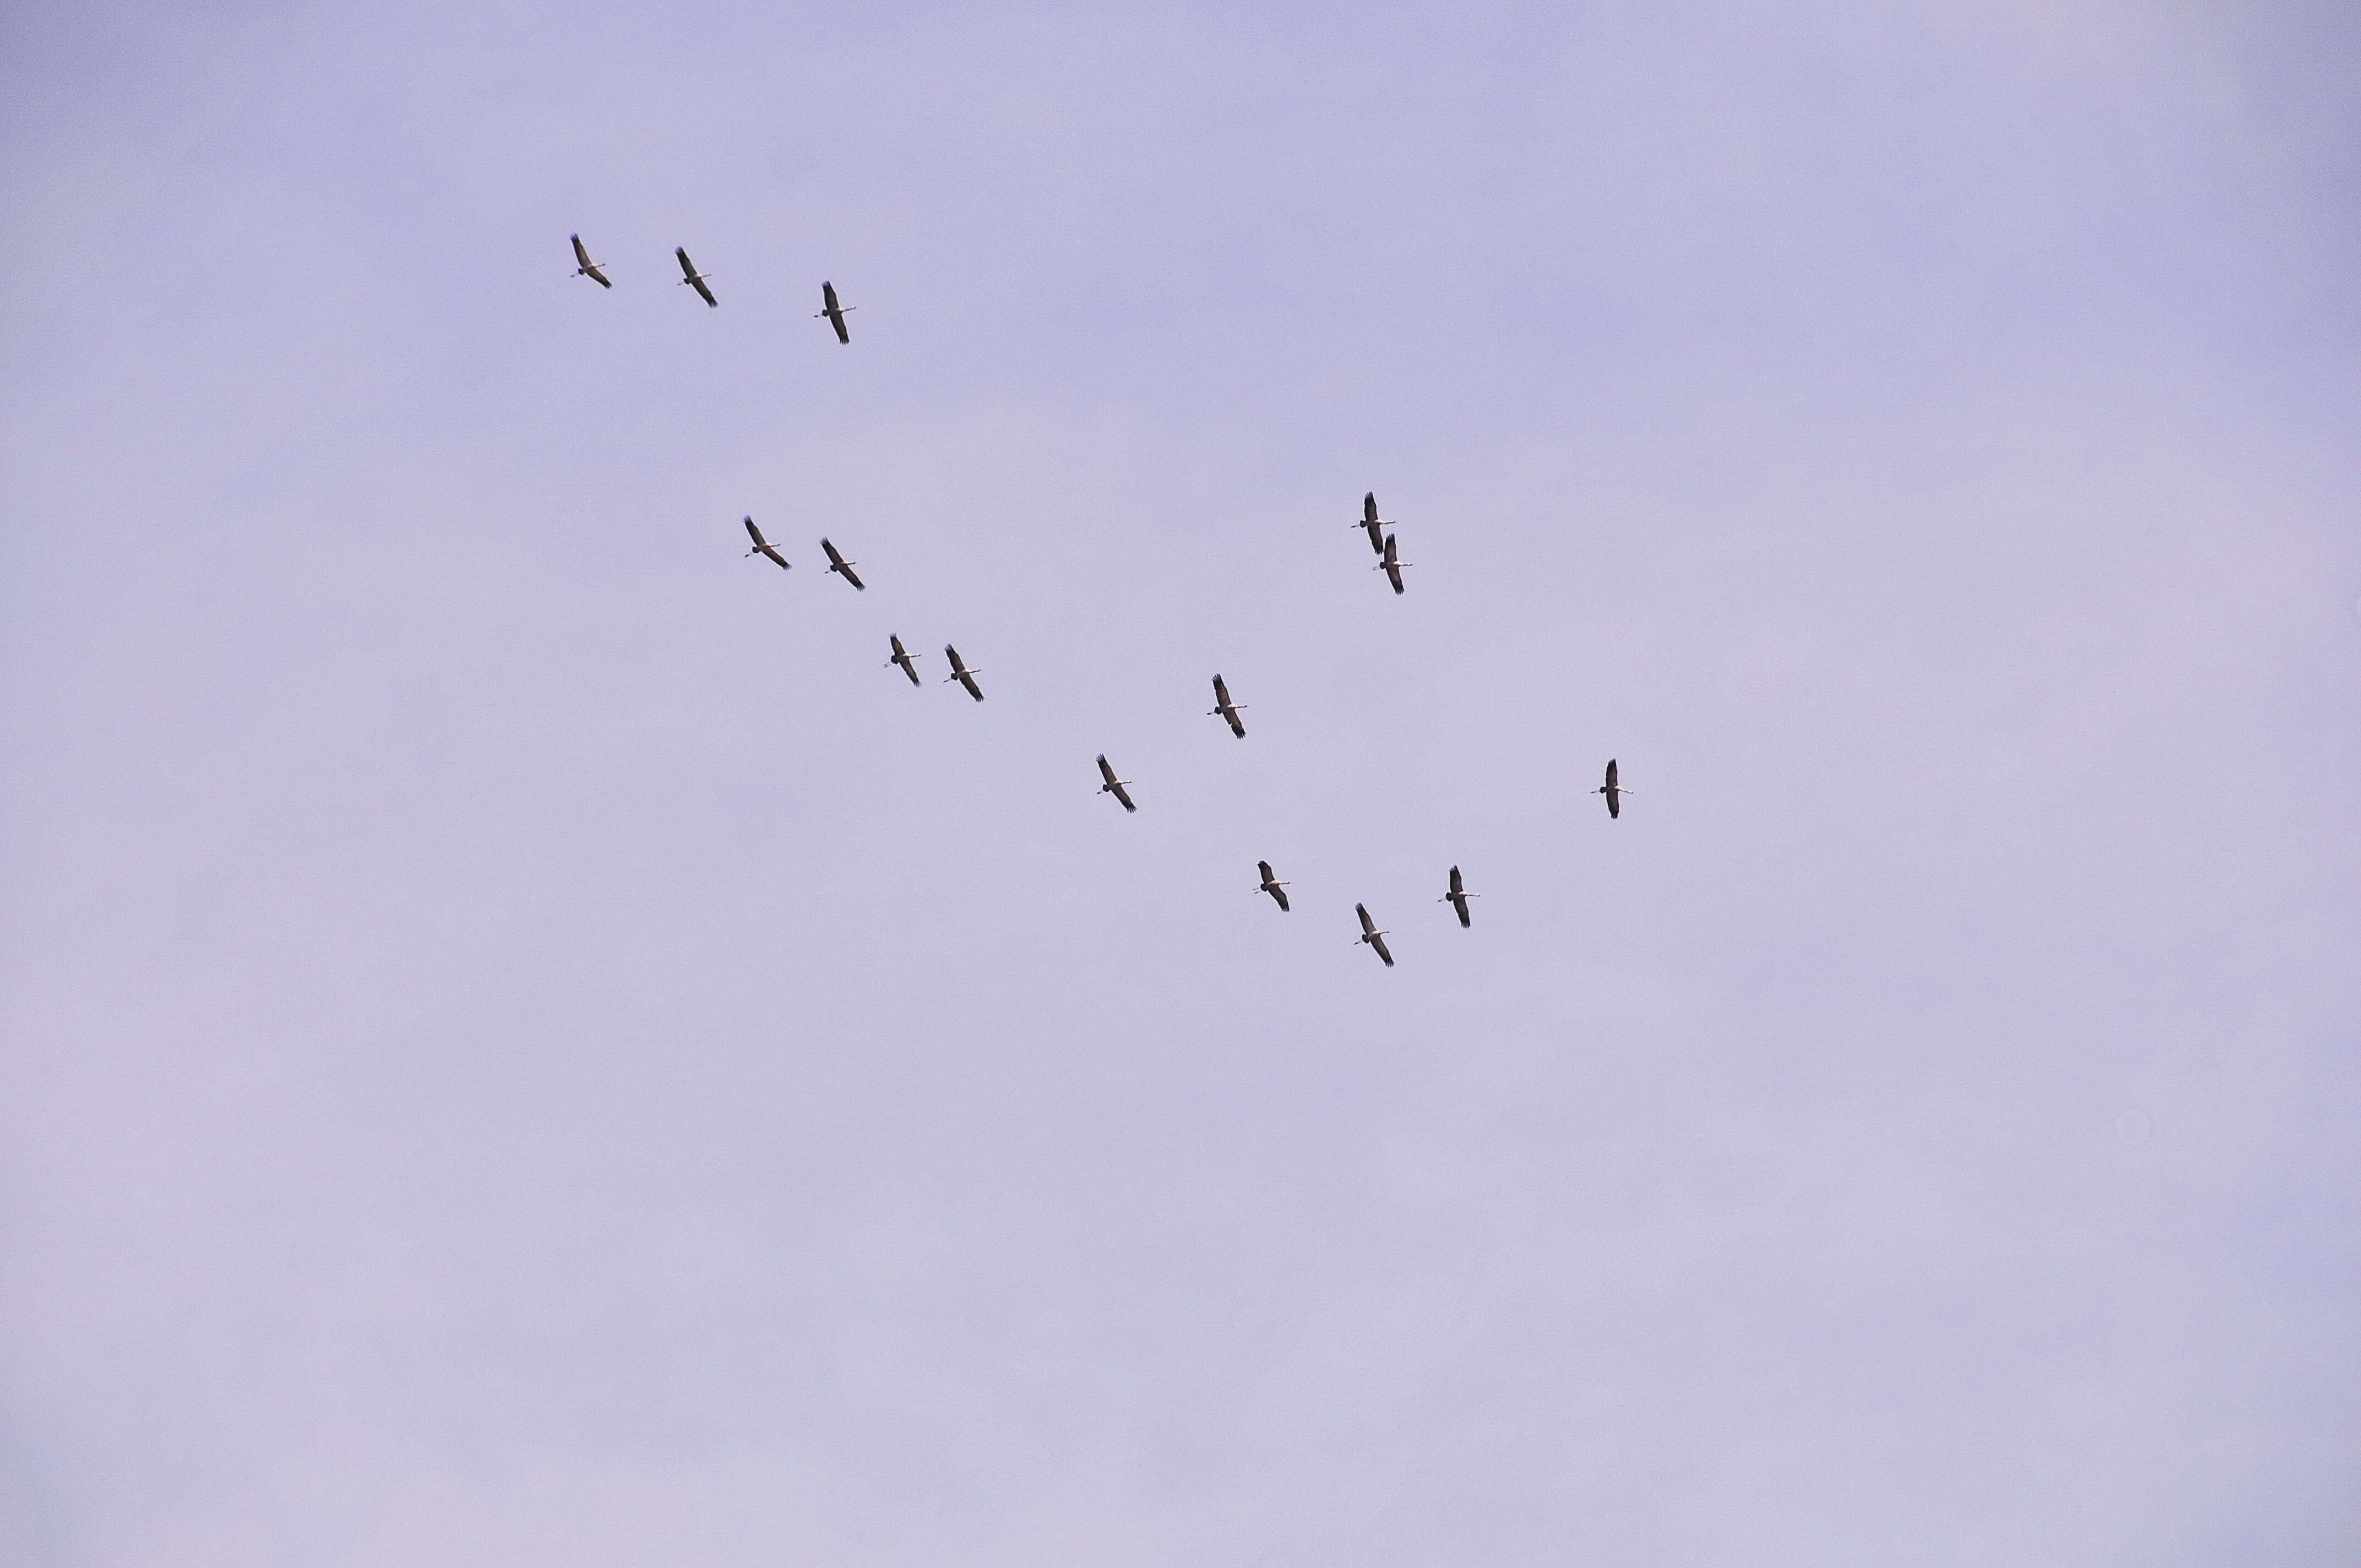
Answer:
[
  {"xmin": 822, "ymin": 281, "xmax": 840, "ymax": 312},
  {"xmin": 1604, "ymin": 758, "xmax": 1618, "ymax": 790},
  {"xmin": 1449, "ymin": 865, "xmax": 1463, "ymax": 895},
  {"xmin": 746, "ymin": 518, "xmax": 788, "ymax": 569},
  {"xmin": 1212, "ymin": 674, "xmax": 1244, "ymax": 735},
  {"xmin": 677, "ymin": 248, "xmax": 716, "ymax": 306},
  {"xmin": 1356, "ymin": 903, "xmax": 1376, "ymax": 936},
  {"xmin": 946, "ymin": 646, "xmax": 981, "ymax": 698},
  {"xmin": 572, "ymin": 234, "xmax": 611, "ymax": 286},
  {"xmin": 1369, "ymin": 932, "xmax": 1394, "ymax": 966},
  {"xmin": 1258, "ymin": 860, "xmax": 1275, "ymax": 882},
  {"xmin": 1606, "ymin": 790, "xmax": 1619, "ymax": 819},
  {"xmin": 1096, "ymin": 756, "xmax": 1136, "ymax": 808},
  {"xmin": 1364, "ymin": 492, "xmax": 1379, "ymax": 527},
  {"xmin": 1272, "ymin": 886, "xmax": 1290, "ymax": 912},
  {"xmin": 821, "ymin": 542, "xmax": 865, "ymax": 590}
]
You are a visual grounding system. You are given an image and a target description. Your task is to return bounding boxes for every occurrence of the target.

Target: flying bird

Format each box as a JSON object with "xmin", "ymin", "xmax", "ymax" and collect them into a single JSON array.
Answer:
[
  {"xmin": 742, "ymin": 516, "xmax": 790, "ymax": 570},
  {"xmin": 820, "ymin": 538, "xmax": 864, "ymax": 590},
  {"xmin": 676, "ymin": 247, "xmax": 717, "ymax": 307},
  {"xmin": 816, "ymin": 281, "xmax": 855, "ymax": 343},
  {"xmin": 943, "ymin": 644, "xmax": 984, "ymax": 701},
  {"xmin": 1256, "ymin": 861, "xmax": 1290, "ymax": 912},
  {"xmin": 1440, "ymin": 865, "xmax": 1478, "ymax": 927},
  {"xmin": 886, "ymin": 635, "xmax": 922, "ymax": 685},
  {"xmin": 1355, "ymin": 492, "xmax": 1388, "ymax": 554},
  {"xmin": 1597, "ymin": 758, "xmax": 1630, "ymax": 818},
  {"xmin": 569, "ymin": 234, "xmax": 611, "ymax": 287},
  {"xmin": 1354, "ymin": 903, "xmax": 1394, "ymax": 967},
  {"xmin": 1376, "ymin": 533, "xmax": 1411, "ymax": 595},
  {"xmin": 1207, "ymin": 674, "xmax": 1247, "ymax": 738},
  {"xmin": 1096, "ymin": 755, "xmax": 1136, "ymax": 813}
]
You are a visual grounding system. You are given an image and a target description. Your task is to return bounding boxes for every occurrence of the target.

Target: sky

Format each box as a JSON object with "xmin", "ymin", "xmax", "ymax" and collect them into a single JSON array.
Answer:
[{"xmin": 2, "ymin": 2, "xmax": 2358, "ymax": 1564}]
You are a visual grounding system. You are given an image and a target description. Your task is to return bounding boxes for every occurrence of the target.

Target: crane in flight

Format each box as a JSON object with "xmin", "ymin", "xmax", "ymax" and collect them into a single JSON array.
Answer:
[
  {"xmin": 1354, "ymin": 492, "xmax": 1390, "ymax": 554},
  {"xmin": 886, "ymin": 635, "xmax": 922, "ymax": 685},
  {"xmin": 1440, "ymin": 865, "xmax": 1478, "ymax": 927},
  {"xmin": 1256, "ymin": 861, "xmax": 1290, "ymax": 912},
  {"xmin": 742, "ymin": 517, "xmax": 790, "ymax": 570},
  {"xmin": 817, "ymin": 281, "xmax": 855, "ymax": 343},
  {"xmin": 569, "ymin": 235, "xmax": 611, "ymax": 287},
  {"xmin": 1096, "ymin": 755, "xmax": 1137, "ymax": 813},
  {"xmin": 820, "ymin": 538, "xmax": 864, "ymax": 590},
  {"xmin": 1597, "ymin": 758, "xmax": 1630, "ymax": 819},
  {"xmin": 1354, "ymin": 903, "xmax": 1395, "ymax": 967},
  {"xmin": 676, "ymin": 247, "xmax": 717, "ymax": 307},
  {"xmin": 943, "ymin": 645, "xmax": 984, "ymax": 701},
  {"xmin": 1376, "ymin": 533, "xmax": 1411, "ymax": 595},
  {"xmin": 1207, "ymin": 674, "xmax": 1247, "ymax": 738}
]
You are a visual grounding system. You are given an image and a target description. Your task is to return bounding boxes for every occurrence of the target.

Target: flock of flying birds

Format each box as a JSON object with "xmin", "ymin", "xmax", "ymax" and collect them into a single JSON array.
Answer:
[{"xmin": 571, "ymin": 232, "xmax": 1631, "ymax": 968}]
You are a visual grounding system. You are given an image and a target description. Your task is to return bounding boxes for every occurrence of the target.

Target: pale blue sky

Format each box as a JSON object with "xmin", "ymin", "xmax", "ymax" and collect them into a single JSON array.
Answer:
[{"xmin": 4, "ymin": 3, "xmax": 2358, "ymax": 1564}]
